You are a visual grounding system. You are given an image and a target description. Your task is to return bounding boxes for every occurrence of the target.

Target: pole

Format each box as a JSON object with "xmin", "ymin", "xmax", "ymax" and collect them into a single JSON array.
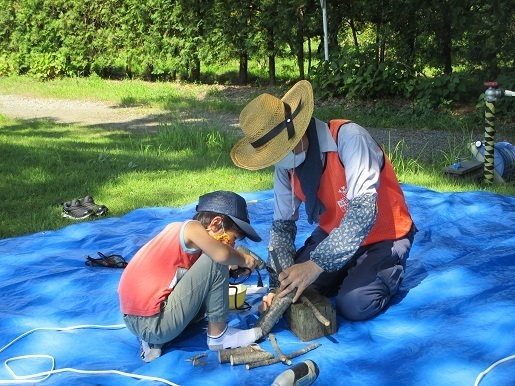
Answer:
[
  {"xmin": 483, "ymin": 82, "xmax": 501, "ymax": 184},
  {"xmin": 483, "ymin": 82, "xmax": 515, "ymax": 184},
  {"xmin": 320, "ymin": 0, "xmax": 329, "ymax": 61}
]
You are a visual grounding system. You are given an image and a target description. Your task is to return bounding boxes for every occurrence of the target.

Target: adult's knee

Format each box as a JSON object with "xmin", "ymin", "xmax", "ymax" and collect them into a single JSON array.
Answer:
[
  {"xmin": 336, "ymin": 264, "xmax": 404, "ymax": 321},
  {"xmin": 336, "ymin": 290, "xmax": 376, "ymax": 321}
]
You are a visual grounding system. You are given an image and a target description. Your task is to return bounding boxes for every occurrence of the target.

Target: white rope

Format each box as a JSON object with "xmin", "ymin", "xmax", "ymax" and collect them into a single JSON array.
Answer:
[
  {"xmin": 473, "ymin": 354, "xmax": 515, "ymax": 386},
  {"xmin": 0, "ymin": 324, "xmax": 179, "ymax": 386}
]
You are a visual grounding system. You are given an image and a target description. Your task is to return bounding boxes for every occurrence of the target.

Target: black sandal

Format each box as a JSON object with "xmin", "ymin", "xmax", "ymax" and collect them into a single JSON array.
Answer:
[{"xmin": 85, "ymin": 252, "xmax": 128, "ymax": 268}]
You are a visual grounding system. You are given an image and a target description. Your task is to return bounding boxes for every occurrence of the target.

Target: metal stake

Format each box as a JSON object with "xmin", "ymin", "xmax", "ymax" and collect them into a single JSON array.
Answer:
[{"xmin": 320, "ymin": 0, "xmax": 329, "ymax": 61}]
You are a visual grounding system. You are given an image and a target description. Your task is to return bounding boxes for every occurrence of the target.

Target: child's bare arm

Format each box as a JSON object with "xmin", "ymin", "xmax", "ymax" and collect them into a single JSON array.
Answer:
[{"xmin": 184, "ymin": 221, "xmax": 256, "ymax": 270}]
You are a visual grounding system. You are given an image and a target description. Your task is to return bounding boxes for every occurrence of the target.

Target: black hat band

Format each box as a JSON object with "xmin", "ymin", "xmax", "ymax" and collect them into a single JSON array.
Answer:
[{"xmin": 250, "ymin": 100, "xmax": 302, "ymax": 149}]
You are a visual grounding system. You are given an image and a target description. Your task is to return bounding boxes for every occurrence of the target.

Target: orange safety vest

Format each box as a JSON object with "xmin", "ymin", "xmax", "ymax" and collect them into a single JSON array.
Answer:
[
  {"xmin": 293, "ymin": 120, "xmax": 413, "ymax": 245},
  {"xmin": 119, "ymin": 222, "xmax": 202, "ymax": 316}
]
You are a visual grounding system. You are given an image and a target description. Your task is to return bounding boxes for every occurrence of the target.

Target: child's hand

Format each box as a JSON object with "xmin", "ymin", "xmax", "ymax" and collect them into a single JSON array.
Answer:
[
  {"xmin": 258, "ymin": 292, "xmax": 275, "ymax": 314},
  {"xmin": 241, "ymin": 252, "xmax": 257, "ymax": 272},
  {"xmin": 228, "ymin": 250, "xmax": 257, "ymax": 283}
]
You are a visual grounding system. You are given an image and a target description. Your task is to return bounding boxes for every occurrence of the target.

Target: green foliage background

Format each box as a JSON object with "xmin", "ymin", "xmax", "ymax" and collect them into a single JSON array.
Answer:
[{"xmin": 0, "ymin": 0, "xmax": 513, "ymax": 110}]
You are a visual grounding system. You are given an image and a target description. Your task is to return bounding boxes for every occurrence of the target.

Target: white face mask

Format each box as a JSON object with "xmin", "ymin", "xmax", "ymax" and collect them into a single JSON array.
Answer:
[{"xmin": 274, "ymin": 150, "xmax": 306, "ymax": 170}]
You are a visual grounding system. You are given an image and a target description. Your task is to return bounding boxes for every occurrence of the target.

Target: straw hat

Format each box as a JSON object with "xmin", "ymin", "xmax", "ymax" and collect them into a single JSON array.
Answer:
[{"xmin": 231, "ymin": 80, "xmax": 314, "ymax": 171}]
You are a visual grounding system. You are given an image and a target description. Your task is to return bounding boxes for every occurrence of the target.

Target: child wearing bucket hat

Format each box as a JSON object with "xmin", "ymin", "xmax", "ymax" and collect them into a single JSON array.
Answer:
[
  {"xmin": 231, "ymin": 80, "xmax": 416, "ymax": 322},
  {"xmin": 118, "ymin": 190, "xmax": 263, "ymax": 362}
]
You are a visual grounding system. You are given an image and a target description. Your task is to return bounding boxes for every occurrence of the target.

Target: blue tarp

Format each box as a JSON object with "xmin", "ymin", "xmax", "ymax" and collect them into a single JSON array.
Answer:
[{"xmin": 0, "ymin": 185, "xmax": 514, "ymax": 386}]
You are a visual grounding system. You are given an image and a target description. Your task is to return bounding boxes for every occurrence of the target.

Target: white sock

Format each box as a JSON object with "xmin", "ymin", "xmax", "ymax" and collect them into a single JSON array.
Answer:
[{"xmin": 207, "ymin": 326, "xmax": 262, "ymax": 351}]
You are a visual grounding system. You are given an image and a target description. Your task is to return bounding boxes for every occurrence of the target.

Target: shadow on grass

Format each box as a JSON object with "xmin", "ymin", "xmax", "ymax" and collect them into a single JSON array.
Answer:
[{"xmin": 0, "ymin": 117, "xmax": 254, "ymax": 239}]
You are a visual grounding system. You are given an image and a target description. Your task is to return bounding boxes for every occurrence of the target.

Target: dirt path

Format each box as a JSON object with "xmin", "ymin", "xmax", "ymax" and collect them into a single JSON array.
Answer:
[
  {"xmin": 1, "ymin": 93, "xmax": 511, "ymax": 162},
  {"xmin": 0, "ymin": 93, "xmax": 173, "ymax": 131}
]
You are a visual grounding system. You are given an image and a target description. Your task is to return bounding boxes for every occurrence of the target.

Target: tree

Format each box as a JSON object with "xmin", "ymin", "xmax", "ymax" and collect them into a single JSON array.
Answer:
[
  {"xmin": 210, "ymin": 0, "xmax": 259, "ymax": 85},
  {"xmin": 170, "ymin": 0, "xmax": 210, "ymax": 82}
]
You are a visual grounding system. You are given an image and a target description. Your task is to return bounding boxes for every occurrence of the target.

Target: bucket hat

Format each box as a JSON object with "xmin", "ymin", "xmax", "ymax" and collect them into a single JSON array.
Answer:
[
  {"xmin": 231, "ymin": 80, "xmax": 314, "ymax": 171},
  {"xmin": 196, "ymin": 191, "xmax": 261, "ymax": 242}
]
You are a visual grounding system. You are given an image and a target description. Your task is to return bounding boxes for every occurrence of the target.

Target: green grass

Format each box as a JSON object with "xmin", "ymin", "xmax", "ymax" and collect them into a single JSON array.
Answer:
[
  {"xmin": 0, "ymin": 115, "xmax": 272, "ymax": 239},
  {"xmin": 0, "ymin": 76, "xmax": 513, "ymax": 239}
]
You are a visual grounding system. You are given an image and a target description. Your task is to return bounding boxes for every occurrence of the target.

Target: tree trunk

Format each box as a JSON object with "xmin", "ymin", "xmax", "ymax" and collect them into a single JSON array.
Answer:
[
  {"xmin": 405, "ymin": 29, "xmax": 416, "ymax": 68},
  {"xmin": 268, "ymin": 54, "xmax": 276, "ymax": 85},
  {"xmin": 380, "ymin": 34, "xmax": 386, "ymax": 63},
  {"xmin": 307, "ymin": 36, "xmax": 312, "ymax": 77},
  {"xmin": 441, "ymin": 9, "xmax": 452, "ymax": 74},
  {"xmin": 190, "ymin": 57, "xmax": 201, "ymax": 82},
  {"xmin": 267, "ymin": 36, "xmax": 276, "ymax": 85},
  {"xmin": 297, "ymin": 47, "xmax": 304, "ymax": 80},
  {"xmin": 375, "ymin": 23, "xmax": 381, "ymax": 64},
  {"xmin": 239, "ymin": 52, "xmax": 248, "ymax": 85},
  {"xmin": 145, "ymin": 62, "xmax": 153, "ymax": 81},
  {"xmin": 349, "ymin": 19, "xmax": 360, "ymax": 54},
  {"xmin": 296, "ymin": 6, "xmax": 305, "ymax": 79}
]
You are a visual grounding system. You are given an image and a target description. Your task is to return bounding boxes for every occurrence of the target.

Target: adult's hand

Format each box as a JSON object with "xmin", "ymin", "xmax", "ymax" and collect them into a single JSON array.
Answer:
[{"xmin": 276, "ymin": 260, "xmax": 324, "ymax": 303}]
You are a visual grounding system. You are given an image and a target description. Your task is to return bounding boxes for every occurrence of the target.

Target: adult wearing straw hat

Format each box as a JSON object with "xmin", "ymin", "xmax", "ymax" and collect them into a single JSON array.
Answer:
[{"xmin": 231, "ymin": 80, "xmax": 416, "ymax": 321}]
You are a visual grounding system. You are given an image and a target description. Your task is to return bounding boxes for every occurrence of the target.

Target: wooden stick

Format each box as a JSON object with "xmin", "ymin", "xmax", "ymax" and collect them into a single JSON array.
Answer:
[
  {"xmin": 246, "ymin": 343, "xmax": 321, "ymax": 370},
  {"xmin": 218, "ymin": 344, "xmax": 261, "ymax": 364},
  {"xmin": 300, "ymin": 295, "xmax": 331, "ymax": 327},
  {"xmin": 230, "ymin": 350, "xmax": 274, "ymax": 366},
  {"xmin": 186, "ymin": 352, "xmax": 207, "ymax": 366},
  {"xmin": 269, "ymin": 333, "xmax": 291, "ymax": 365}
]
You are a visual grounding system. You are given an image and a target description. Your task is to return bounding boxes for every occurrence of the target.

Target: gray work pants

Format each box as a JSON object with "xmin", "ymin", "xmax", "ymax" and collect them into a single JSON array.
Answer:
[{"xmin": 123, "ymin": 253, "xmax": 229, "ymax": 344}]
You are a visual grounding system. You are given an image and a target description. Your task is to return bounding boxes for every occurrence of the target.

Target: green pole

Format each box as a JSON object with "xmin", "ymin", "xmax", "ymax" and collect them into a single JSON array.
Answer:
[{"xmin": 483, "ymin": 82, "xmax": 500, "ymax": 184}]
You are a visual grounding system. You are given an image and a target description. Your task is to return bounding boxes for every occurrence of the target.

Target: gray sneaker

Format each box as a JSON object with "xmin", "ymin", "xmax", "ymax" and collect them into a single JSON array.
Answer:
[{"xmin": 140, "ymin": 339, "xmax": 163, "ymax": 362}]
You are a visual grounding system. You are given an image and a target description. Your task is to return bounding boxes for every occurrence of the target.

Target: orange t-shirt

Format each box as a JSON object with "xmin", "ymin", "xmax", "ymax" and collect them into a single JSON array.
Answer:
[{"xmin": 118, "ymin": 221, "xmax": 202, "ymax": 316}]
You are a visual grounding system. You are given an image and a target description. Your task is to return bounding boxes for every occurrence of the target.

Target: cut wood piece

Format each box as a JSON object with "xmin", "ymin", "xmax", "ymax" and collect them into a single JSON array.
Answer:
[
  {"xmin": 285, "ymin": 288, "xmax": 337, "ymax": 341},
  {"xmin": 218, "ymin": 344, "xmax": 262, "ymax": 364},
  {"xmin": 230, "ymin": 350, "xmax": 274, "ymax": 366}
]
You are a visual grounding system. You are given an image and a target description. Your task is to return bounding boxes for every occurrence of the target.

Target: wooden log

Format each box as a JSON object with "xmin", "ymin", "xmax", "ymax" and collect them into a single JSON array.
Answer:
[
  {"xmin": 218, "ymin": 344, "xmax": 261, "ymax": 364},
  {"xmin": 254, "ymin": 291, "xmax": 295, "ymax": 335},
  {"xmin": 285, "ymin": 288, "xmax": 337, "ymax": 342},
  {"xmin": 230, "ymin": 350, "xmax": 274, "ymax": 366}
]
